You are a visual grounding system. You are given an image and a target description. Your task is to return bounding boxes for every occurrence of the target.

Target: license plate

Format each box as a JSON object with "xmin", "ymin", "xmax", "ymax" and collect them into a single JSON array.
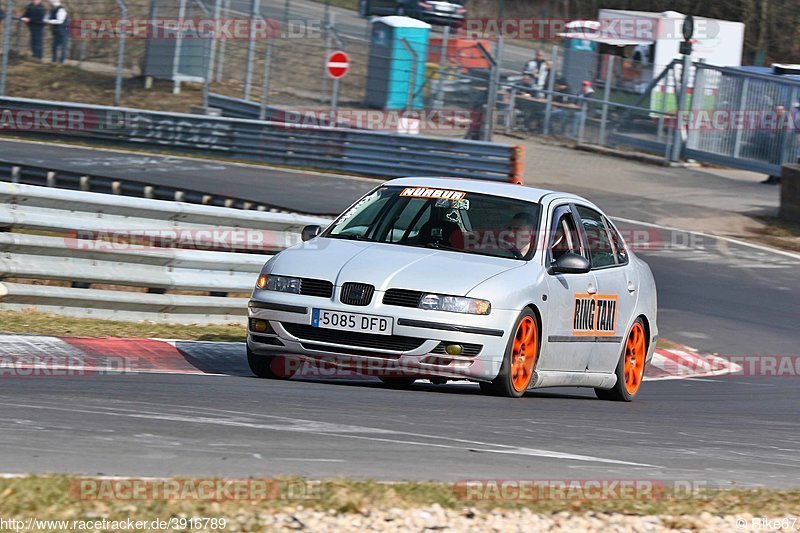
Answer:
[{"xmin": 311, "ymin": 309, "xmax": 393, "ymax": 335}]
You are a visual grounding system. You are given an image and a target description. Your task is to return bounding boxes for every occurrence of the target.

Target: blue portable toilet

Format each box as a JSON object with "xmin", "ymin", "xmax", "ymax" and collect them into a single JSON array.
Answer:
[
  {"xmin": 364, "ymin": 16, "xmax": 430, "ymax": 110},
  {"xmin": 558, "ymin": 21, "xmax": 599, "ymax": 96}
]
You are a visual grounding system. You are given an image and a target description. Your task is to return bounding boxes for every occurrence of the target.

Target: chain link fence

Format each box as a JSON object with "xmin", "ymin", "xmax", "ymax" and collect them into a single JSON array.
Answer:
[{"xmin": 1, "ymin": 2, "xmax": 798, "ymax": 174}]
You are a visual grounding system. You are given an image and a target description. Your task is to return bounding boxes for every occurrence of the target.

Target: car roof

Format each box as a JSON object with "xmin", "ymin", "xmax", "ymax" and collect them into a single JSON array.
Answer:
[{"xmin": 383, "ymin": 177, "xmax": 586, "ymax": 205}]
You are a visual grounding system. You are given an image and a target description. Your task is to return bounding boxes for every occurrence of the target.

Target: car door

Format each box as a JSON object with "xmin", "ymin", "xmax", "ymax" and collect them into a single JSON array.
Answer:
[
  {"xmin": 539, "ymin": 203, "xmax": 598, "ymax": 372},
  {"xmin": 574, "ymin": 205, "xmax": 637, "ymax": 373}
]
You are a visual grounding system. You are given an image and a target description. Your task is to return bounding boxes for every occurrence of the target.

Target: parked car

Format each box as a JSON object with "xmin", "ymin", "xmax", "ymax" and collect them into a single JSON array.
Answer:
[{"xmin": 359, "ymin": 0, "xmax": 466, "ymax": 28}]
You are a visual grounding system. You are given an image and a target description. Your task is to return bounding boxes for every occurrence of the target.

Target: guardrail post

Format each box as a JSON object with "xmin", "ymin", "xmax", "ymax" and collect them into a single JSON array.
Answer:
[
  {"xmin": 0, "ymin": 0, "xmax": 13, "ymax": 96},
  {"xmin": 599, "ymin": 55, "xmax": 614, "ymax": 146}
]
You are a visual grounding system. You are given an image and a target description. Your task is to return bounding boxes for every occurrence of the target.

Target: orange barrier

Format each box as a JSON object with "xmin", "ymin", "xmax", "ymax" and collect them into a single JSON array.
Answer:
[
  {"xmin": 427, "ymin": 38, "xmax": 491, "ymax": 70},
  {"xmin": 510, "ymin": 145, "xmax": 525, "ymax": 184}
]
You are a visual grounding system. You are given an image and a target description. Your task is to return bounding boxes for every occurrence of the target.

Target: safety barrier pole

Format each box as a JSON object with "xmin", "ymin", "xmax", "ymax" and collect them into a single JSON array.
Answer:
[
  {"xmin": 243, "ymin": 0, "xmax": 261, "ymax": 100},
  {"xmin": 598, "ymin": 55, "xmax": 614, "ymax": 146},
  {"xmin": 0, "ymin": 0, "xmax": 13, "ymax": 96},
  {"xmin": 202, "ymin": 0, "xmax": 223, "ymax": 109},
  {"xmin": 399, "ymin": 38, "xmax": 418, "ymax": 110},
  {"xmin": 542, "ymin": 44, "xmax": 558, "ymax": 135}
]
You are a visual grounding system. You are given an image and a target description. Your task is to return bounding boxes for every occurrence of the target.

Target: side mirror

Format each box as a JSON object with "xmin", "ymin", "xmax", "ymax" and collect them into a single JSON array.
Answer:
[
  {"xmin": 301, "ymin": 225, "xmax": 321, "ymax": 242},
  {"xmin": 550, "ymin": 252, "xmax": 591, "ymax": 275}
]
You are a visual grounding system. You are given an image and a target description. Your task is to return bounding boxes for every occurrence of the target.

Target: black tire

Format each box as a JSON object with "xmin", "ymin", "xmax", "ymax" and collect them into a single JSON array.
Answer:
[
  {"xmin": 247, "ymin": 348, "xmax": 295, "ymax": 380},
  {"xmin": 379, "ymin": 377, "xmax": 416, "ymax": 388},
  {"xmin": 480, "ymin": 309, "xmax": 539, "ymax": 398},
  {"xmin": 595, "ymin": 318, "xmax": 647, "ymax": 402}
]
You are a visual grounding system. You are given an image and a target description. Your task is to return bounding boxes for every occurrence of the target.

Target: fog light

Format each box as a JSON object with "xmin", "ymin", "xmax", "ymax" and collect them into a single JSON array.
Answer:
[
  {"xmin": 445, "ymin": 344, "xmax": 463, "ymax": 356},
  {"xmin": 251, "ymin": 319, "xmax": 270, "ymax": 333}
]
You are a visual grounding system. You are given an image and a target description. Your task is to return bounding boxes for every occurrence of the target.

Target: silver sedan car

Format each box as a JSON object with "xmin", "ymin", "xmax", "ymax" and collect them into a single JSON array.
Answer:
[{"xmin": 247, "ymin": 177, "xmax": 658, "ymax": 400}]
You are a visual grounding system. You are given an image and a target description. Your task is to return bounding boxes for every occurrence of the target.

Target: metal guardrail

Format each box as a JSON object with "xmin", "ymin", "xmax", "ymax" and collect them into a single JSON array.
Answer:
[
  {"xmin": 208, "ymin": 94, "xmax": 288, "ymax": 122},
  {"xmin": 0, "ymin": 181, "xmax": 332, "ymax": 324},
  {"xmin": 0, "ymin": 160, "xmax": 283, "ymax": 212},
  {"xmin": 0, "ymin": 96, "xmax": 520, "ymax": 183},
  {"xmin": 208, "ymin": 93, "xmax": 358, "ymax": 130}
]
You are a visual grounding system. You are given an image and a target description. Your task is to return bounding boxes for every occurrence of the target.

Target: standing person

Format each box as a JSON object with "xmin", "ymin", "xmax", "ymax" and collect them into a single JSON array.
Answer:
[
  {"xmin": 523, "ymin": 50, "xmax": 546, "ymax": 78},
  {"xmin": 21, "ymin": 0, "xmax": 47, "ymax": 60},
  {"xmin": 548, "ymin": 77, "xmax": 571, "ymax": 134},
  {"xmin": 569, "ymin": 80, "xmax": 595, "ymax": 138},
  {"xmin": 47, "ymin": 0, "xmax": 68, "ymax": 64}
]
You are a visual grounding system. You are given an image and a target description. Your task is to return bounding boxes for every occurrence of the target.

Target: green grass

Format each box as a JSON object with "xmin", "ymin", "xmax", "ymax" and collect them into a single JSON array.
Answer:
[
  {"xmin": 0, "ymin": 310, "xmax": 246, "ymax": 342},
  {"xmin": 1, "ymin": 476, "xmax": 798, "ymax": 520},
  {"xmin": 753, "ymin": 217, "xmax": 800, "ymax": 252},
  {"xmin": 311, "ymin": 0, "xmax": 358, "ymax": 10}
]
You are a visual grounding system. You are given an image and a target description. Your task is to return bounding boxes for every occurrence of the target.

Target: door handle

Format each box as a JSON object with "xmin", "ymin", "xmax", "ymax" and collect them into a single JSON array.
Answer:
[
  {"xmin": 627, "ymin": 281, "xmax": 636, "ymax": 293},
  {"xmin": 587, "ymin": 285, "xmax": 597, "ymax": 295}
]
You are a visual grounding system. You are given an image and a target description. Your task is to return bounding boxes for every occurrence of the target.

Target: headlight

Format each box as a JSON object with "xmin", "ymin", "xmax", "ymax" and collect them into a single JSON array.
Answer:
[
  {"xmin": 256, "ymin": 274, "xmax": 301, "ymax": 294},
  {"xmin": 419, "ymin": 294, "xmax": 491, "ymax": 315}
]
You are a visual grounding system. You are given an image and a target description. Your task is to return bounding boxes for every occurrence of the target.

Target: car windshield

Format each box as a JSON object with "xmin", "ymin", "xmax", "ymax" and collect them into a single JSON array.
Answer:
[{"xmin": 324, "ymin": 185, "xmax": 541, "ymax": 260}]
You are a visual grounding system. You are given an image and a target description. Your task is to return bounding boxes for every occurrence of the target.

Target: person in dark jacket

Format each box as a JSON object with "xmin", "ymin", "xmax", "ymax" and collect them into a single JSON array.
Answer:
[
  {"xmin": 21, "ymin": 0, "xmax": 47, "ymax": 60},
  {"xmin": 47, "ymin": 0, "xmax": 68, "ymax": 64}
]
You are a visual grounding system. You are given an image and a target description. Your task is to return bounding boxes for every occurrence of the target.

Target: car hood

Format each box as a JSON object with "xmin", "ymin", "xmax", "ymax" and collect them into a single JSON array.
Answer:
[{"xmin": 266, "ymin": 238, "xmax": 521, "ymax": 295}]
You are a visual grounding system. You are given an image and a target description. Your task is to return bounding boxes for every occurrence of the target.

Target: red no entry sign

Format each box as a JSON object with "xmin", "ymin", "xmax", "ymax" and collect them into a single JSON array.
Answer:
[{"xmin": 326, "ymin": 51, "xmax": 350, "ymax": 79}]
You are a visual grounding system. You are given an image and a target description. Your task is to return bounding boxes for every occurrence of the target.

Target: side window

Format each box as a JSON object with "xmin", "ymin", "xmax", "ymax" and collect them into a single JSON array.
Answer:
[
  {"xmin": 605, "ymin": 218, "xmax": 629, "ymax": 265},
  {"xmin": 548, "ymin": 206, "xmax": 583, "ymax": 262},
  {"xmin": 576, "ymin": 206, "xmax": 616, "ymax": 268}
]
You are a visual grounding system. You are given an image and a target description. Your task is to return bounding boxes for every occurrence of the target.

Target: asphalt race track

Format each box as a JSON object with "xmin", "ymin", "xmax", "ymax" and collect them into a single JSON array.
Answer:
[
  {"xmin": 0, "ymin": 139, "xmax": 376, "ymax": 215},
  {"xmin": 1, "ymin": 140, "xmax": 799, "ymax": 487}
]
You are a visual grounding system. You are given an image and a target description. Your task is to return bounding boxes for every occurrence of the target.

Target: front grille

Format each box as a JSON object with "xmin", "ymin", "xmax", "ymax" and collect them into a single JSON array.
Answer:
[
  {"xmin": 340, "ymin": 282, "xmax": 375, "ymax": 306},
  {"xmin": 300, "ymin": 278, "xmax": 334, "ymax": 298},
  {"xmin": 431, "ymin": 342, "xmax": 483, "ymax": 357},
  {"xmin": 383, "ymin": 288, "xmax": 423, "ymax": 308},
  {"xmin": 282, "ymin": 323, "xmax": 426, "ymax": 352}
]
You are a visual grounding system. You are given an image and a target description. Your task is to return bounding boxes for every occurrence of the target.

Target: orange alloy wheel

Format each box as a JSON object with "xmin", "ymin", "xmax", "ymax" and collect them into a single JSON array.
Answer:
[
  {"xmin": 624, "ymin": 322, "xmax": 647, "ymax": 394},
  {"xmin": 510, "ymin": 316, "xmax": 538, "ymax": 392}
]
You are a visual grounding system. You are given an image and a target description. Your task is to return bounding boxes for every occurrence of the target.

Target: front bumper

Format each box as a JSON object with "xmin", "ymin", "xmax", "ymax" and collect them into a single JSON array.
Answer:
[{"xmin": 246, "ymin": 290, "xmax": 513, "ymax": 381}]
